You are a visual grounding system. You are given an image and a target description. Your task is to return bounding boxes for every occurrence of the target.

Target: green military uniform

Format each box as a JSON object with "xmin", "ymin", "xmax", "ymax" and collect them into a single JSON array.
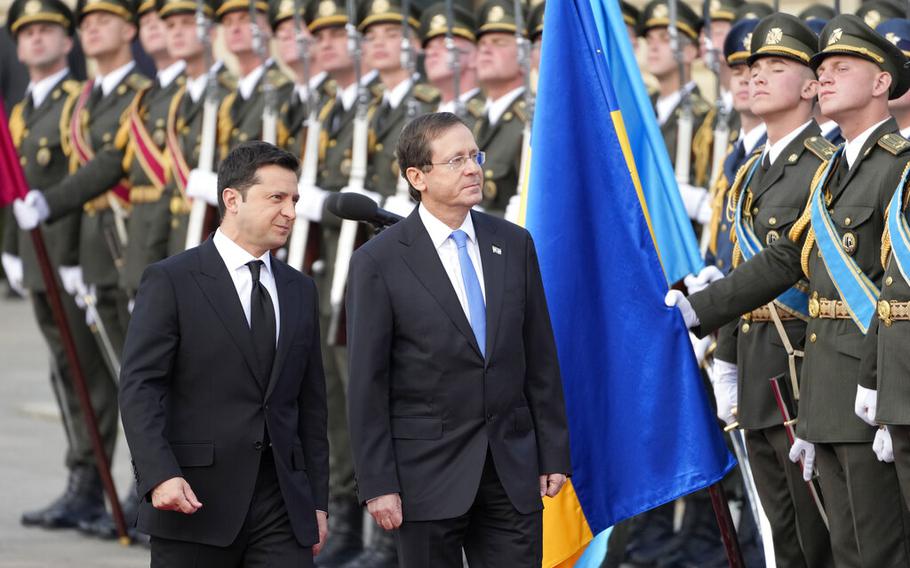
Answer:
[
  {"xmin": 417, "ymin": 2, "xmax": 485, "ymax": 130},
  {"xmin": 689, "ymin": 16, "xmax": 910, "ymax": 567},
  {"xmin": 639, "ymin": 0, "xmax": 713, "ymax": 185},
  {"xmin": 159, "ymin": 0, "xmax": 235, "ymax": 255},
  {"xmin": 713, "ymin": 16, "xmax": 834, "ymax": 567},
  {"xmin": 472, "ymin": 0, "xmax": 530, "ymax": 214},
  {"xmin": 3, "ymin": 0, "xmax": 114, "ymax": 528},
  {"xmin": 358, "ymin": 0, "xmax": 440, "ymax": 198}
]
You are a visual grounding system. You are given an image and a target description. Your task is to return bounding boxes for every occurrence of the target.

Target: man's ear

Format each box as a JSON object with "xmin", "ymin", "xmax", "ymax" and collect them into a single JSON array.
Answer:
[
  {"xmin": 222, "ymin": 187, "xmax": 240, "ymax": 214},
  {"xmin": 406, "ymin": 167, "xmax": 427, "ymax": 195},
  {"xmin": 873, "ymin": 70, "xmax": 892, "ymax": 98}
]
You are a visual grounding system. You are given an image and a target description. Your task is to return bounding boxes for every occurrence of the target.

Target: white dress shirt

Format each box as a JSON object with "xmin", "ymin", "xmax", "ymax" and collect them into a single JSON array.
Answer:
[
  {"xmin": 485, "ymin": 86, "xmax": 525, "ymax": 126},
  {"xmin": 186, "ymin": 61, "xmax": 224, "ymax": 103},
  {"xmin": 294, "ymin": 71, "xmax": 328, "ymax": 104},
  {"xmin": 238, "ymin": 59, "xmax": 273, "ymax": 100},
  {"xmin": 339, "ymin": 69, "xmax": 379, "ymax": 112},
  {"xmin": 901, "ymin": 126, "xmax": 910, "ymax": 140},
  {"xmin": 844, "ymin": 118, "xmax": 890, "ymax": 169},
  {"xmin": 213, "ymin": 229, "xmax": 280, "ymax": 344},
  {"xmin": 738, "ymin": 123, "xmax": 767, "ymax": 156},
  {"xmin": 762, "ymin": 120, "xmax": 812, "ymax": 166},
  {"xmin": 96, "ymin": 61, "xmax": 136, "ymax": 97},
  {"xmin": 418, "ymin": 204, "xmax": 486, "ymax": 321},
  {"xmin": 655, "ymin": 81, "xmax": 696, "ymax": 126},
  {"xmin": 25, "ymin": 67, "xmax": 70, "ymax": 108},
  {"xmin": 382, "ymin": 77, "xmax": 412, "ymax": 110},
  {"xmin": 818, "ymin": 120, "xmax": 839, "ymax": 139},
  {"xmin": 157, "ymin": 60, "xmax": 186, "ymax": 89},
  {"xmin": 437, "ymin": 88, "xmax": 481, "ymax": 115}
]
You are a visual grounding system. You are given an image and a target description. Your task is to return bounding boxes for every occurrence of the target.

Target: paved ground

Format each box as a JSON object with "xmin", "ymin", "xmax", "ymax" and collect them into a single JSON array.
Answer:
[{"xmin": 0, "ymin": 292, "xmax": 147, "ymax": 567}]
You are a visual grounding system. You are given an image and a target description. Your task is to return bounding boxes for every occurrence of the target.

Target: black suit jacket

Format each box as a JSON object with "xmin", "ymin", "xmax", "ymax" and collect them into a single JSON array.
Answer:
[
  {"xmin": 345, "ymin": 208, "xmax": 571, "ymax": 522},
  {"xmin": 119, "ymin": 237, "xmax": 329, "ymax": 547}
]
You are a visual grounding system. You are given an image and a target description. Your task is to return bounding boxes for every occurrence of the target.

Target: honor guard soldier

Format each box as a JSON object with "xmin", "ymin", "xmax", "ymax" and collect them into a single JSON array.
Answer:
[
  {"xmin": 638, "ymin": 0, "xmax": 712, "ymax": 216},
  {"xmin": 159, "ymin": 0, "xmax": 235, "ymax": 253},
  {"xmin": 878, "ymin": 19, "xmax": 910, "ymax": 138},
  {"xmin": 298, "ymin": 1, "xmax": 381, "ymax": 565},
  {"xmin": 709, "ymin": 14, "xmax": 834, "ymax": 567},
  {"xmin": 2, "ymin": 0, "xmax": 116, "ymax": 533},
  {"xmin": 270, "ymin": 0, "xmax": 333, "ymax": 158},
  {"xmin": 673, "ymin": 15, "xmax": 910, "ymax": 567},
  {"xmin": 472, "ymin": 0, "xmax": 529, "ymax": 215},
  {"xmin": 733, "ymin": 2, "xmax": 772, "ymax": 22},
  {"xmin": 359, "ymin": 0, "xmax": 440, "ymax": 200},
  {"xmin": 857, "ymin": 0, "xmax": 905, "ymax": 30},
  {"xmin": 621, "ymin": 0, "xmax": 639, "ymax": 46},
  {"xmin": 703, "ymin": 17, "xmax": 766, "ymax": 274},
  {"xmin": 418, "ymin": 2, "xmax": 485, "ymax": 130},
  {"xmin": 799, "ymin": 3, "xmax": 835, "ymax": 34}
]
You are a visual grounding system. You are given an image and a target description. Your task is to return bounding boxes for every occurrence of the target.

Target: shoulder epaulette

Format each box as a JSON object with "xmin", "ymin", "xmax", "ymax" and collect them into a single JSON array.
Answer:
[
  {"xmin": 466, "ymin": 97, "xmax": 485, "ymax": 118},
  {"xmin": 513, "ymin": 98, "xmax": 529, "ymax": 123},
  {"xmin": 413, "ymin": 83, "xmax": 440, "ymax": 103},
  {"xmin": 878, "ymin": 132, "xmax": 910, "ymax": 155},
  {"xmin": 804, "ymin": 135, "xmax": 837, "ymax": 160},
  {"xmin": 61, "ymin": 79, "xmax": 81, "ymax": 96},
  {"xmin": 266, "ymin": 68, "xmax": 291, "ymax": 88},
  {"xmin": 126, "ymin": 73, "xmax": 152, "ymax": 91}
]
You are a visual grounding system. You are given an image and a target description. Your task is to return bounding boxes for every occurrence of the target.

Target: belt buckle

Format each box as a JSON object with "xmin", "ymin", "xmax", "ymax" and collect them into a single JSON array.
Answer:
[
  {"xmin": 808, "ymin": 292, "xmax": 820, "ymax": 318},
  {"xmin": 879, "ymin": 300, "xmax": 893, "ymax": 327}
]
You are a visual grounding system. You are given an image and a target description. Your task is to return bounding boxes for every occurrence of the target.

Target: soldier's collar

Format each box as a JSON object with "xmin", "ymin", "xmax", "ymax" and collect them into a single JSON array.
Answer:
[
  {"xmin": 237, "ymin": 58, "xmax": 272, "ymax": 99},
  {"xmin": 765, "ymin": 119, "xmax": 812, "ymax": 166},
  {"xmin": 485, "ymin": 85, "xmax": 525, "ymax": 126},
  {"xmin": 382, "ymin": 77, "xmax": 413, "ymax": 110},
  {"xmin": 97, "ymin": 60, "xmax": 136, "ymax": 97},
  {"xmin": 741, "ymin": 122, "xmax": 768, "ymax": 155},
  {"xmin": 844, "ymin": 116, "xmax": 891, "ymax": 168},
  {"xmin": 157, "ymin": 59, "xmax": 186, "ymax": 89},
  {"xmin": 25, "ymin": 66, "xmax": 70, "ymax": 108}
]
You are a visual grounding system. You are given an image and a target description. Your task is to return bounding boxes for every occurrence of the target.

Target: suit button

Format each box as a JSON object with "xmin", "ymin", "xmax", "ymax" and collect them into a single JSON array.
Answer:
[
  {"xmin": 254, "ymin": 441, "xmax": 263, "ymax": 451},
  {"xmin": 886, "ymin": 276, "xmax": 893, "ymax": 286},
  {"xmin": 809, "ymin": 333, "xmax": 817, "ymax": 343}
]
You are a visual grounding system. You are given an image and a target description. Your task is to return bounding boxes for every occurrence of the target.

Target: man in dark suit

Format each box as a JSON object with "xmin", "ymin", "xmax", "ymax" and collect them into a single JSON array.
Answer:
[
  {"xmin": 345, "ymin": 112, "xmax": 572, "ymax": 567},
  {"xmin": 119, "ymin": 141, "xmax": 329, "ymax": 567}
]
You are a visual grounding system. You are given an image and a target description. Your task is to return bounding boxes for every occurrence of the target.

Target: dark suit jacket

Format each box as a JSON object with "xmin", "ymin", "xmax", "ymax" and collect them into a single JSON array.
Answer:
[
  {"xmin": 345, "ymin": 208, "xmax": 571, "ymax": 522},
  {"xmin": 118, "ymin": 237, "xmax": 329, "ymax": 547}
]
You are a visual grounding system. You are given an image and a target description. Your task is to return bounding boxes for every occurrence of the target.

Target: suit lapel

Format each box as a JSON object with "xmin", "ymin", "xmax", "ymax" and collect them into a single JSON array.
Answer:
[
  {"xmin": 473, "ymin": 212, "xmax": 504, "ymax": 365},
  {"xmin": 399, "ymin": 212, "xmax": 483, "ymax": 358},
  {"xmin": 193, "ymin": 238, "xmax": 261, "ymax": 383},
  {"xmin": 265, "ymin": 259, "xmax": 297, "ymax": 400}
]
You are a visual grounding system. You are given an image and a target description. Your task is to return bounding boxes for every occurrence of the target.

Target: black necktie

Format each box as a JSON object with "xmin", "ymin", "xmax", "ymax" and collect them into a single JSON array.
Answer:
[
  {"xmin": 374, "ymin": 99, "xmax": 392, "ymax": 133},
  {"xmin": 328, "ymin": 98, "xmax": 345, "ymax": 136},
  {"xmin": 88, "ymin": 81, "xmax": 103, "ymax": 110},
  {"xmin": 247, "ymin": 260, "xmax": 276, "ymax": 386},
  {"xmin": 21, "ymin": 94, "xmax": 35, "ymax": 122},
  {"xmin": 761, "ymin": 152, "xmax": 771, "ymax": 171}
]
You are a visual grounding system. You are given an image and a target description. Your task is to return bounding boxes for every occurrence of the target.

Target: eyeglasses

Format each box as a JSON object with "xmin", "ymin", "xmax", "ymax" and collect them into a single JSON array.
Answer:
[{"xmin": 427, "ymin": 151, "xmax": 486, "ymax": 171}]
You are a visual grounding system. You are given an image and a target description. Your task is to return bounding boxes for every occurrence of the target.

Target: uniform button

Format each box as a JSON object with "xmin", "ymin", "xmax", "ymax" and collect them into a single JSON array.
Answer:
[
  {"xmin": 768, "ymin": 217, "xmax": 777, "ymax": 226},
  {"xmin": 741, "ymin": 323, "xmax": 750, "ymax": 333},
  {"xmin": 844, "ymin": 217, "xmax": 852, "ymax": 226},
  {"xmin": 254, "ymin": 441, "xmax": 263, "ymax": 451},
  {"xmin": 886, "ymin": 276, "xmax": 893, "ymax": 286},
  {"xmin": 720, "ymin": 223, "xmax": 728, "ymax": 231},
  {"xmin": 375, "ymin": 143, "xmax": 383, "ymax": 151},
  {"xmin": 809, "ymin": 333, "xmax": 817, "ymax": 343},
  {"xmin": 752, "ymin": 207, "xmax": 759, "ymax": 216}
]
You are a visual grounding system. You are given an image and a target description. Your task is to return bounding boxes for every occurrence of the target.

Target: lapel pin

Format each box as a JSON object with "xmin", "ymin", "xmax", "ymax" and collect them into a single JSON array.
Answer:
[{"xmin": 492, "ymin": 245, "xmax": 502, "ymax": 255}]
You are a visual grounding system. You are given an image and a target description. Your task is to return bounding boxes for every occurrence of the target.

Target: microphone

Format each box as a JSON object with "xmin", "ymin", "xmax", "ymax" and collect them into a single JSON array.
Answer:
[{"xmin": 326, "ymin": 192, "xmax": 404, "ymax": 229}]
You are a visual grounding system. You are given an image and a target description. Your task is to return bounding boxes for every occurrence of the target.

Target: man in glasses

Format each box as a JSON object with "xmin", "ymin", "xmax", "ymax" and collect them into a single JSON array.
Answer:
[{"xmin": 345, "ymin": 112, "xmax": 571, "ymax": 567}]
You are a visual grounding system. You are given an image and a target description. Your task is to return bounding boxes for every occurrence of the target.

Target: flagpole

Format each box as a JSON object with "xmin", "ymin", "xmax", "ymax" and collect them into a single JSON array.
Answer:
[{"xmin": 0, "ymin": 101, "xmax": 130, "ymax": 544}]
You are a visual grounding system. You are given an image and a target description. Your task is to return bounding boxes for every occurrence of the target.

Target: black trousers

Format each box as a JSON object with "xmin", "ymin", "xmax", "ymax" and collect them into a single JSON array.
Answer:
[
  {"xmin": 397, "ymin": 450, "xmax": 542, "ymax": 568},
  {"xmin": 150, "ymin": 450, "xmax": 313, "ymax": 568}
]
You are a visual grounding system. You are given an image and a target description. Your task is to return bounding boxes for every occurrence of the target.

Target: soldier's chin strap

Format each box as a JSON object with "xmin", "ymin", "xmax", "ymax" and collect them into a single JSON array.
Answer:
[{"xmin": 767, "ymin": 301, "xmax": 805, "ymax": 401}]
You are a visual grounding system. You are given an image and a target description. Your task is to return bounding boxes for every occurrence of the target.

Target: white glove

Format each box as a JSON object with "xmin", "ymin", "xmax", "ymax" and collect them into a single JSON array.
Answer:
[
  {"xmin": 82, "ymin": 284, "xmax": 97, "ymax": 327},
  {"xmin": 340, "ymin": 185, "xmax": 381, "ymax": 205},
  {"xmin": 128, "ymin": 298, "xmax": 135, "ymax": 314},
  {"xmin": 186, "ymin": 169, "xmax": 219, "ymax": 207},
  {"xmin": 504, "ymin": 194, "xmax": 522, "ymax": 224},
  {"xmin": 873, "ymin": 426, "xmax": 894, "ymax": 463},
  {"xmin": 382, "ymin": 193, "xmax": 416, "ymax": 218},
  {"xmin": 711, "ymin": 359, "xmax": 739, "ymax": 425},
  {"xmin": 684, "ymin": 265, "xmax": 725, "ymax": 294},
  {"xmin": 665, "ymin": 289, "xmax": 700, "ymax": 328},
  {"xmin": 12, "ymin": 190, "xmax": 50, "ymax": 230},
  {"xmin": 854, "ymin": 385, "xmax": 878, "ymax": 426},
  {"xmin": 788, "ymin": 438, "xmax": 816, "ymax": 482},
  {"xmin": 689, "ymin": 332, "xmax": 712, "ymax": 365},
  {"xmin": 1, "ymin": 253, "xmax": 25, "ymax": 296},
  {"xmin": 678, "ymin": 183, "xmax": 711, "ymax": 225},
  {"xmin": 295, "ymin": 184, "xmax": 330, "ymax": 223},
  {"xmin": 57, "ymin": 265, "xmax": 85, "ymax": 297}
]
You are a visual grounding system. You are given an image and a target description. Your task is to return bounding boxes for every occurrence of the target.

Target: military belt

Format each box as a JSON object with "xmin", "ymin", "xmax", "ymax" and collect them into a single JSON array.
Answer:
[
  {"xmin": 129, "ymin": 185, "xmax": 164, "ymax": 203},
  {"xmin": 878, "ymin": 300, "xmax": 910, "ymax": 327},
  {"xmin": 746, "ymin": 305, "xmax": 799, "ymax": 322},
  {"xmin": 808, "ymin": 296, "xmax": 851, "ymax": 319}
]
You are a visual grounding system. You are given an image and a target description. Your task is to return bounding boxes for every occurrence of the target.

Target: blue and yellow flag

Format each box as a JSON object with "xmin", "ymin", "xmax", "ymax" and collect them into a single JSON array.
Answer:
[{"xmin": 524, "ymin": 0, "xmax": 735, "ymax": 564}]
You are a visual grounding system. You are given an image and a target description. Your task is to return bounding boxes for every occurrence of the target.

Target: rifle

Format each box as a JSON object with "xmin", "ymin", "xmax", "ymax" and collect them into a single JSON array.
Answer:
[
  {"xmin": 287, "ymin": 0, "xmax": 322, "ymax": 271},
  {"xmin": 512, "ymin": 0, "xmax": 534, "ymax": 206},
  {"xmin": 388, "ymin": 0, "xmax": 419, "ymax": 205},
  {"xmin": 668, "ymin": 0, "xmax": 694, "ymax": 185},
  {"xmin": 327, "ymin": 0, "xmax": 370, "ymax": 344},
  {"xmin": 251, "ymin": 0, "xmax": 278, "ymax": 144},
  {"xmin": 185, "ymin": 0, "xmax": 219, "ymax": 249},
  {"xmin": 444, "ymin": 0, "xmax": 463, "ymax": 118}
]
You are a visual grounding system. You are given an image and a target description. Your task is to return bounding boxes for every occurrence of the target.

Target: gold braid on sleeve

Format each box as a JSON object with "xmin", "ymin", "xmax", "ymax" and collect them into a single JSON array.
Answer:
[{"xmin": 692, "ymin": 108, "xmax": 717, "ymax": 188}]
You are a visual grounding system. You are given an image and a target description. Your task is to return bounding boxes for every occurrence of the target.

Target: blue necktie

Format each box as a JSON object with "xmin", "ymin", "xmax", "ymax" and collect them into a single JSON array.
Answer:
[{"xmin": 451, "ymin": 230, "xmax": 486, "ymax": 356}]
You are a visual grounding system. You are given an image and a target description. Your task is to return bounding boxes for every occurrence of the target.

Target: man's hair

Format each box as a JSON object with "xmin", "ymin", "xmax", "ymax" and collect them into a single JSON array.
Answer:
[
  {"xmin": 396, "ymin": 112, "xmax": 468, "ymax": 202},
  {"xmin": 217, "ymin": 141, "xmax": 300, "ymax": 218}
]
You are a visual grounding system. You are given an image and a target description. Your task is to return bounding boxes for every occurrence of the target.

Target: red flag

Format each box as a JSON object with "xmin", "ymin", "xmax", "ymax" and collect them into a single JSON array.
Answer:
[{"xmin": 0, "ymin": 100, "xmax": 29, "ymax": 207}]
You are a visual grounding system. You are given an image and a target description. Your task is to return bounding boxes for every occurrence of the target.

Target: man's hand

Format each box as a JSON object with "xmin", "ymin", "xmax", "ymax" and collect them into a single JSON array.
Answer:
[
  {"xmin": 854, "ymin": 385, "xmax": 878, "ymax": 426},
  {"xmin": 296, "ymin": 184, "xmax": 330, "ymax": 222},
  {"xmin": 151, "ymin": 476, "xmax": 202, "ymax": 514},
  {"xmin": 186, "ymin": 169, "xmax": 219, "ymax": 206},
  {"xmin": 873, "ymin": 426, "xmax": 894, "ymax": 463},
  {"xmin": 1, "ymin": 253, "xmax": 25, "ymax": 296},
  {"xmin": 313, "ymin": 510, "xmax": 329, "ymax": 556},
  {"xmin": 711, "ymin": 359, "xmax": 738, "ymax": 425},
  {"xmin": 539, "ymin": 473, "xmax": 567, "ymax": 498},
  {"xmin": 366, "ymin": 493, "xmax": 402, "ymax": 531},
  {"xmin": 12, "ymin": 190, "xmax": 50, "ymax": 230},
  {"xmin": 665, "ymin": 290, "xmax": 700, "ymax": 328},
  {"xmin": 788, "ymin": 438, "xmax": 816, "ymax": 482},
  {"xmin": 683, "ymin": 265, "xmax": 724, "ymax": 295}
]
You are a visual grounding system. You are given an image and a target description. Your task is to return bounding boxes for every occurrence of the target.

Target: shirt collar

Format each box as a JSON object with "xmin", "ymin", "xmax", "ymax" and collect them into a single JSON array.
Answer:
[
  {"xmin": 844, "ymin": 117, "xmax": 890, "ymax": 169},
  {"xmin": 213, "ymin": 228, "xmax": 273, "ymax": 277},
  {"xmin": 763, "ymin": 120, "xmax": 812, "ymax": 166},
  {"xmin": 818, "ymin": 120, "xmax": 839, "ymax": 137},
  {"xmin": 340, "ymin": 69, "xmax": 378, "ymax": 111},
  {"xmin": 741, "ymin": 123, "xmax": 767, "ymax": 155},
  {"xmin": 187, "ymin": 61, "xmax": 224, "ymax": 103},
  {"xmin": 901, "ymin": 126, "xmax": 910, "ymax": 140},
  {"xmin": 26, "ymin": 67, "xmax": 69, "ymax": 108},
  {"xmin": 485, "ymin": 86, "xmax": 525, "ymax": 126},
  {"xmin": 655, "ymin": 81, "xmax": 696, "ymax": 126},
  {"xmin": 382, "ymin": 77, "xmax": 412, "ymax": 109},
  {"xmin": 238, "ymin": 59, "xmax": 273, "ymax": 100},
  {"xmin": 437, "ymin": 87, "xmax": 480, "ymax": 114},
  {"xmin": 157, "ymin": 60, "xmax": 186, "ymax": 89},
  {"xmin": 295, "ymin": 70, "xmax": 327, "ymax": 103},
  {"xmin": 97, "ymin": 60, "xmax": 136, "ymax": 97},
  {"xmin": 418, "ymin": 203, "xmax": 477, "ymax": 250}
]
